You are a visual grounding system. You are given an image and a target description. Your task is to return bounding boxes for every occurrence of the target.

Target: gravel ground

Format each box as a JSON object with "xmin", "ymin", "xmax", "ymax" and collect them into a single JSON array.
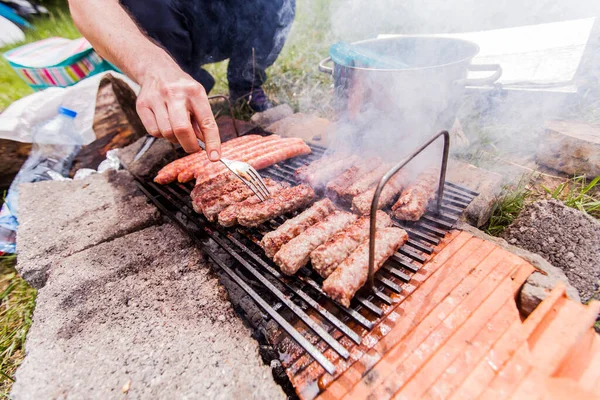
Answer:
[{"xmin": 503, "ymin": 200, "xmax": 600, "ymax": 302}]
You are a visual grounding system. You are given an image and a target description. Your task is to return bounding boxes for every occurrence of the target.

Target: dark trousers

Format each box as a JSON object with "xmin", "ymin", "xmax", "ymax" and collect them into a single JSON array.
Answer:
[{"xmin": 120, "ymin": 0, "xmax": 296, "ymax": 94}]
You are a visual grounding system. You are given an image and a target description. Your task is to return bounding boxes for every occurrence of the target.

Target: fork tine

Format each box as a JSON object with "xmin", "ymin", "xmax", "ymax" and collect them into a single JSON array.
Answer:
[
  {"xmin": 246, "ymin": 167, "xmax": 271, "ymax": 199},
  {"xmin": 222, "ymin": 162, "xmax": 266, "ymax": 201},
  {"xmin": 246, "ymin": 171, "xmax": 269, "ymax": 201},
  {"xmin": 239, "ymin": 174, "xmax": 267, "ymax": 201}
]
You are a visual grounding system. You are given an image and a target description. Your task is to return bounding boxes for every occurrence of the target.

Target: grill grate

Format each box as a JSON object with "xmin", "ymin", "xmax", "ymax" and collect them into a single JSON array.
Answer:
[{"xmin": 135, "ymin": 143, "xmax": 478, "ymax": 376}]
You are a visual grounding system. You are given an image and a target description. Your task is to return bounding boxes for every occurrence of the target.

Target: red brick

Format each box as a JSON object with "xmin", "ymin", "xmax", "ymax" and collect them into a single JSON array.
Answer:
[
  {"xmin": 448, "ymin": 320, "xmax": 527, "ymax": 400},
  {"xmin": 419, "ymin": 301, "xmax": 519, "ymax": 399},
  {"xmin": 529, "ymin": 299, "xmax": 600, "ymax": 376},
  {"xmin": 378, "ymin": 257, "xmax": 524, "ymax": 399},
  {"xmin": 342, "ymin": 240, "xmax": 500, "ymax": 398},
  {"xmin": 392, "ymin": 277, "xmax": 521, "ymax": 399},
  {"xmin": 521, "ymin": 283, "xmax": 566, "ymax": 337},
  {"xmin": 508, "ymin": 369, "xmax": 544, "ymax": 400},
  {"xmin": 476, "ymin": 342, "xmax": 532, "ymax": 400},
  {"xmin": 374, "ymin": 236, "xmax": 493, "ymax": 354}
]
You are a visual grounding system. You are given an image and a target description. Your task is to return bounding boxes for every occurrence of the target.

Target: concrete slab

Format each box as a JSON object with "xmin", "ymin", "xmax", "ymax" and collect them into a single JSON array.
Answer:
[
  {"xmin": 117, "ymin": 136, "xmax": 177, "ymax": 180},
  {"xmin": 11, "ymin": 223, "xmax": 284, "ymax": 399},
  {"xmin": 447, "ymin": 160, "xmax": 504, "ymax": 227},
  {"xmin": 16, "ymin": 171, "xmax": 160, "ymax": 288}
]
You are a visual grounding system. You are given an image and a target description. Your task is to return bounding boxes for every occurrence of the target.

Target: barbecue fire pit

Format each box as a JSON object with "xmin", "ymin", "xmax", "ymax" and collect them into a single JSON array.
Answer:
[{"xmin": 132, "ymin": 127, "xmax": 482, "ymax": 394}]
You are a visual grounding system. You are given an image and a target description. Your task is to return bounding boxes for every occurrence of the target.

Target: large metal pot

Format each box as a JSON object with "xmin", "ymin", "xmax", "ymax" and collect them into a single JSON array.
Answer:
[{"xmin": 318, "ymin": 36, "xmax": 501, "ymax": 138}]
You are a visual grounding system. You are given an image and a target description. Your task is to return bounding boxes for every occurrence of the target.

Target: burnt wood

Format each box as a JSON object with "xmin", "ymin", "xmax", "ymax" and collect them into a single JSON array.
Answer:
[{"xmin": 69, "ymin": 74, "xmax": 147, "ymax": 176}]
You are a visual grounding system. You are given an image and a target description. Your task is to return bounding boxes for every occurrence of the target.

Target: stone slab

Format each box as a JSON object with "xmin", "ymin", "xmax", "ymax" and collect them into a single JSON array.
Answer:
[
  {"xmin": 447, "ymin": 160, "xmax": 504, "ymax": 227},
  {"xmin": 11, "ymin": 223, "xmax": 284, "ymax": 399},
  {"xmin": 502, "ymin": 199, "xmax": 600, "ymax": 303},
  {"xmin": 266, "ymin": 113, "xmax": 332, "ymax": 146},
  {"xmin": 117, "ymin": 136, "xmax": 176, "ymax": 180},
  {"xmin": 16, "ymin": 171, "xmax": 160, "ymax": 288},
  {"xmin": 250, "ymin": 104, "xmax": 294, "ymax": 128},
  {"xmin": 537, "ymin": 120, "xmax": 600, "ymax": 177}
]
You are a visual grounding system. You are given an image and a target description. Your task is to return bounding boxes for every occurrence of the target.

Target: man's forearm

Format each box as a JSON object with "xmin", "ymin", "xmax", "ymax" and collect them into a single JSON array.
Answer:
[{"xmin": 68, "ymin": 0, "xmax": 177, "ymax": 85}]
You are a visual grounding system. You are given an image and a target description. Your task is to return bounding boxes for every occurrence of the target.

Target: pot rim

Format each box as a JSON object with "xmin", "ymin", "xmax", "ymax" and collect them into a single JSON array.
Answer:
[{"xmin": 332, "ymin": 35, "xmax": 481, "ymax": 72}]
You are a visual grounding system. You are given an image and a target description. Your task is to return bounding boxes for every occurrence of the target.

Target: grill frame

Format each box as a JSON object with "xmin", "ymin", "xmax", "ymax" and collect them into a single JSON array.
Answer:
[{"xmin": 133, "ymin": 140, "xmax": 478, "ymax": 377}]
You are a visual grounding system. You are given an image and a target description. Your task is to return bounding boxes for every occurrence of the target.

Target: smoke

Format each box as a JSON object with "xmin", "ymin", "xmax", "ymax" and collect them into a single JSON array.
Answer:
[{"xmin": 293, "ymin": 0, "xmax": 600, "ymax": 180}]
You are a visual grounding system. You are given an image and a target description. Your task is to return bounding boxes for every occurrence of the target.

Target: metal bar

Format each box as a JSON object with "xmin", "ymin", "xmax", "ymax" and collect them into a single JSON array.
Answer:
[
  {"xmin": 372, "ymin": 289, "xmax": 393, "ymax": 304},
  {"xmin": 442, "ymin": 196, "xmax": 471, "ymax": 208},
  {"xmin": 294, "ymin": 273, "xmax": 374, "ymax": 330},
  {"xmin": 444, "ymin": 187, "xmax": 475, "ymax": 202},
  {"xmin": 391, "ymin": 253, "xmax": 420, "ymax": 273},
  {"xmin": 222, "ymin": 231, "xmax": 362, "ymax": 345},
  {"xmin": 368, "ymin": 131, "xmax": 449, "ymax": 290},
  {"xmin": 397, "ymin": 225, "xmax": 441, "ymax": 245},
  {"xmin": 136, "ymin": 181, "xmax": 336, "ymax": 374},
  {"xmin": 440, "ymin": 203, "xmax": 465, "ymax": 215},
  {"xmin": 208, "ymin": 95, "xmax": 239, "ymax": 137},
  {"xmin": 376, "ymin": 275, "xmax": 402, "ymax": 293},
  {"xmin": 355, "ymin": 296, "xmax": 383, "ymax": 316},
  {"xmin": 445, "ymin": 181, "xmax": 480, "ymax": 197},
  {"xmin": 382, "ymin": 264, "xmax": 411, "ymax": 282},
  {"xmin": 416, "ymin": 222, "xmax": 447, "ymax": 237},
  {"xmin": 421, "ymin": 215, "xmax": 454, "ymax": 231},
  {"xmin": 406, "ymin": 239, "xmax": 433, "ymax": 255},
  {"xmin": 399, "ymin": 247, "xmax": 427, "ymax": 263},
  {"xmin": 149, "ymin": 182, "xmax": 350, "ymax": 359}
]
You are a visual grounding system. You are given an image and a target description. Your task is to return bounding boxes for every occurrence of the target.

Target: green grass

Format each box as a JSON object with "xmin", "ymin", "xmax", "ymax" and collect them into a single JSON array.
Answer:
[
  {"xmin": 0, "ymin": 1, "xmax": 78, "ymax": 110},
  {"xmin": 485, "ymin": 180, "xmax": 533, "ymax": 237},
  {"xmin": 0, "ymin": 255, "xmax": 36, "ymax": 396},
  {"xmin": 486, "ymin": 174, "xmax": 600, "ymax": 237},
  {"xmin": 541, "ymin": 175, "xmax": 600, "ymax": 219}
]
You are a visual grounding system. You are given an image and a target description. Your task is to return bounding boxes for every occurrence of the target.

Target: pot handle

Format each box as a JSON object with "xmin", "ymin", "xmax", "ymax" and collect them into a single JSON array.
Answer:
[
  {"xmin": 318, "ymin": 57, "xmax": 334, "ymax": 75},
  {"xmin": 456, "ymin": 64, "xmax": 502, "ymax": 86}
]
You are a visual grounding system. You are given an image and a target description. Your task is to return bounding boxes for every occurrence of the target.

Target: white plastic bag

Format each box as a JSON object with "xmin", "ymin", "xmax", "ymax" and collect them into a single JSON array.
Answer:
[{"xmin": 0, "ymin": 71, "xmax": 140, "ymax": 145}]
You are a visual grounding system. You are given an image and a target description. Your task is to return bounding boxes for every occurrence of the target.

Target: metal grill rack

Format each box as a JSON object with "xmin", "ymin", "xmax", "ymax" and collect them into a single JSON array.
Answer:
[{"xmin": 135, "ymin": 142, "xmax": 479, "ymax": 375}]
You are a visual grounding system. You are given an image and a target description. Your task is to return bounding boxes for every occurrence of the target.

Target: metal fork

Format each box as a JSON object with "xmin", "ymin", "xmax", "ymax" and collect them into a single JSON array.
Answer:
[{"xmin": 197, "ymin": 139, "xmax": 270, "ymax": 201}]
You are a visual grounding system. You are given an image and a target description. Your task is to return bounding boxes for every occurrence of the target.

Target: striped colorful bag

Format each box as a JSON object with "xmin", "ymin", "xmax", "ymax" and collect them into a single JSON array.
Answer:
[{"xmin": 3, "ymin": 37, "xmax": 117, "ymax": 90}]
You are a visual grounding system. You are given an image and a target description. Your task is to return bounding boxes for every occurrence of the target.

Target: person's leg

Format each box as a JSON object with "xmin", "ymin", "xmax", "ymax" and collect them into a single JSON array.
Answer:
[
  {"xmin": 119, "ymin": 0, "xmax": 216, "ymax": 92},
  {"xmin": 228, "ymin": 0, "xmax": 296, "ymax": 97}
]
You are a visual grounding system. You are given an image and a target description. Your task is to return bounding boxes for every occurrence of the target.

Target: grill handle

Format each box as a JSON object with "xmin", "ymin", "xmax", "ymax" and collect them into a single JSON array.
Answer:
[
  {"xmin": 455, "ymin": 63, "xmax": 502, "ymax": 87},
  {"xmin": 318, "ymin": 57, "xmax": 334, "ymax": 75},
  {"xmin": 367, "ymin": 130, "xmax": 450, "ymax": 289}
]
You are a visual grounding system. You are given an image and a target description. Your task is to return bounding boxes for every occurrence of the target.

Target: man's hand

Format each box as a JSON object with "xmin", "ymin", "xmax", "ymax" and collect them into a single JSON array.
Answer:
[
  {"xmin": 68, "ymin": 0, "xmax": 221, "ymax": 158},
  {"xmin": 136, "ymin": 62, "xmax": 221, "ymax": 158}
]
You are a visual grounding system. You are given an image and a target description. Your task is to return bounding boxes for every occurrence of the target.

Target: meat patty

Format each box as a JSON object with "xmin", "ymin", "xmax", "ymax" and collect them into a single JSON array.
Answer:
[
  {"xmin": 217, "ymin": 181, "xmax": 290, "ymax": 227},
  {"xmin": 274, "ymin": 211, "xmax": 357, "ymax": 276},
  {"xmin": 237, "ymin": 184, "xmax": 316, "ymax": 227},
  {"xmin": 351, "ymin": 171, "xmax": 408, "ymax": 215},
  {"xmin": 260, "ymin": 198, "xmax": 336, "ymax": 258},
  {"xmin": 322, "ymin": 227, "xmax": 408, "ymax": 307},
  {"xmin": 200, "ymin": 178, "xmax": 281, "ymax": 221},
  {"xmin": 391, "ymin": 168, "xmax": 439, "ymax": 221},
  {"xmin": 295, "ymin": 155, "xmax": 360, "ymax": 191},
  {"xmin": 325, "ymin": 158, "xmax": 380, "ymax": 203},
  {"xmin": 338, "ymin": 163, "xmax": 392, "ymax": 201},
  {"xmin": 190, "ymin": 174, "xmax": 236, "ymax": 204},
  {"xmin": 310, "ymin": 211, "xmax": 393, "ymax": 278},
  {"xmin": 191, "ymin": 177, "xmax": 247, "ymax": 213}
]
